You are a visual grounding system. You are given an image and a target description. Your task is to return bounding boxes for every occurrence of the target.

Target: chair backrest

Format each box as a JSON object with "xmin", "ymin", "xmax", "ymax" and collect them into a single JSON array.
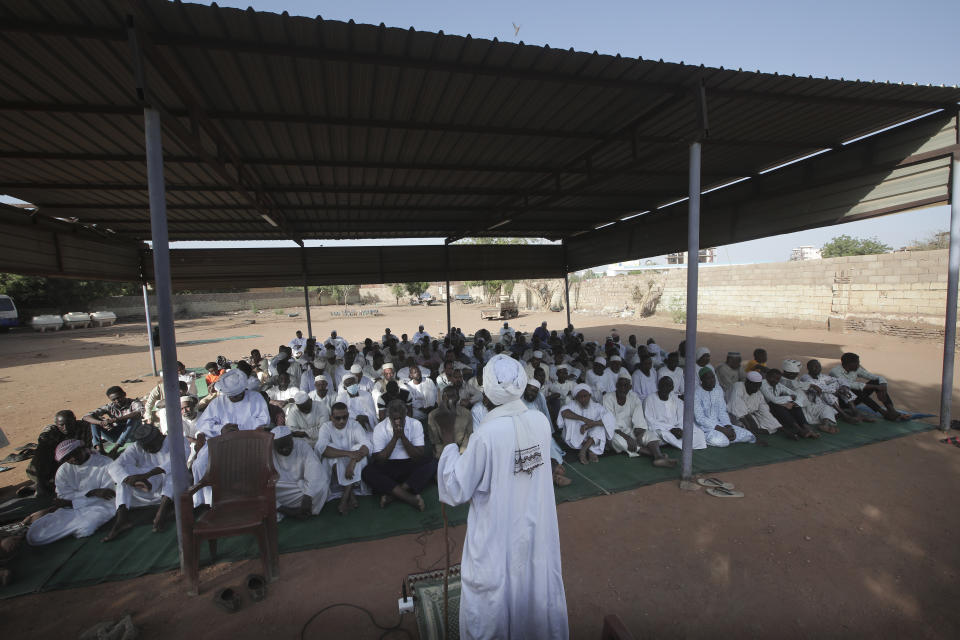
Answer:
[{"xmin": 205, "ymin": 429, "xmax": 278, "ymax": 503}]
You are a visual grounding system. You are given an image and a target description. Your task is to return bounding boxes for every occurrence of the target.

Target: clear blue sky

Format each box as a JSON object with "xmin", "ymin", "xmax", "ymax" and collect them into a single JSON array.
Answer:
[{"xmin": 4, "ymin": 0, "xmax": 958, "ymax": 264}]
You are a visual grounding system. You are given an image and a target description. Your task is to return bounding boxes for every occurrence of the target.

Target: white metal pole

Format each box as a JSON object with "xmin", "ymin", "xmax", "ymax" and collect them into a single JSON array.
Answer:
[
  {"xmin": 680, "ymin": 141, "xmax": 702, "ymax": 481},
  {"xmin": 142, "ymin": 284, "xmax": 157, "ymax": 377},
  {"xmin": 940, "ymin": 151, "xmax": 959, "ymax": 432},
  {"xmin": 143, "ymin": 107, "xmax": 190, "ymax": 571}
]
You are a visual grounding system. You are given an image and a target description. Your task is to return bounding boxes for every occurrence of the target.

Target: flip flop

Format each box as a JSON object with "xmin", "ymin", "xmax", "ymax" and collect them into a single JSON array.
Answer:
[
  {"xmin": 706, "ymin": 487, "xmax": 745, "ymax": 499},
  {"xmin": 213, "ymin": 587, "xmax": 241, "ymax": 613},
  {"xmin": 940, "ymin": 437, "xmax": 960, "ymax": 448},
  {"xmin": 697, "ymin": 477, "xmax": 734, "ymax": 490},
  {"xmin": 246, "ymin": 574, "xmax": 267, "ymax": 602}
]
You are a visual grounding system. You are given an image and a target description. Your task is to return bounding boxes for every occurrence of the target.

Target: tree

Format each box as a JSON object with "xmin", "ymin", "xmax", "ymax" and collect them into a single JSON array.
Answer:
[
  {"xmin": 568, "ymin": 269, "xmax": 602, "ymax": 284},
  {"xmin": 0, "ymin": 273, "xmax": 140, "ymax": 314},
  {"xmin": 908, "ymin": 230, "xmax": 949, "ymax": 251},
  {"xmin": 404, "ymin": 282, "xmax": 430, "ymax": 298},
  {"xmin": 821, "ymin": 235, "xmax": 892, "ymax": 258},
  {"xmin": 388, "ymin": 283, "xmax": 406, "ymax": 305},
  {"xmin": 318, "ymin": 284, "xmax": 353, "ymax": 306}
]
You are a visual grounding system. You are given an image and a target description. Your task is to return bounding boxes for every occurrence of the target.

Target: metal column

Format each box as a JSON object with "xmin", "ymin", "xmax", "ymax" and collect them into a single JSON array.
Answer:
[
  {"xmin": 680, "ymin": 141, "xmax": 702, "ymax": 482},
  {"xmin": 143, "ymin": 107, "xmax": 190, "ymax": 572},
  {"xmin": 142, "ymin": 284, "xmax": 157, "ymax": 377},
  {"xmin": 445, "ymin": 246, "xmax": 452, "ymax": 335},
  {"xmin": 940, "ymin": 150, "xmax": 960, "ymax": 431},
  {"xmin": 564, "ymin": 272, "xmax": 572, "ymax": 329},
  {"xmin": 301, "ymin": 248, "xmax": 313, "ymax": 339}
]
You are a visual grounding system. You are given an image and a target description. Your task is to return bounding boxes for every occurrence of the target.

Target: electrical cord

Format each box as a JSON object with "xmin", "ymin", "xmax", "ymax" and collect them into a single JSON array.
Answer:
[{"xmin": 299, "ymin": 602, "xmax": 412, "ymax": 640}]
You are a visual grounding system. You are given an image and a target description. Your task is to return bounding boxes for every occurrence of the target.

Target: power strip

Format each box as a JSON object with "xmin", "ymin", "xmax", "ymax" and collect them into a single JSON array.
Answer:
[{"xmin": 398, "ymin": 597, "xmax": 415, "ymax": 614}]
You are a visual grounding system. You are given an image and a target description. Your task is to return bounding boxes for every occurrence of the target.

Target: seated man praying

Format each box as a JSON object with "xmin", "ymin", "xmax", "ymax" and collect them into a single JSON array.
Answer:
[
  {"xmin": 361, "ymin": 399, "xmax": 437, "ymax": 511},
  {"xmin": 557, "ymin": 383, "xmax": 615, "ymax": 465},
  {"xmin": 761, "ymin": 369, "xmax": 818, "ymax": 440},
  {"xmin": 693, "ymin": 368, "xmax": 756, "ymax": 447},
  {"xmin": 642, "ymin": 377, "xmax": 707, "ymax": 451},
  {"xmin": 315, "ymin": 403, "xmax": 372, "ymax": 516},
  {"xmin": 271, "ymin": 426, "xmax": 329, "ymax": 520}
]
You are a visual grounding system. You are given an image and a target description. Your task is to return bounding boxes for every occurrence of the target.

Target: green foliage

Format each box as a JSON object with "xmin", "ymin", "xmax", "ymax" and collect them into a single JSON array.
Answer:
[
  {"xmin": 403, "ymin": 282, "xmax": 430, "ymax": 297},
  {"xmin": 273, "ymin": 308, "xmax": 284, "ymax": 315},
  {"xmin": 667, "ymin": 296, "xmax": 686, "ymax": 324},
  {"xmin": 388, "ymin": 283, "xmax": 406, "ymax": 305},
  {"xmin": 909, "ymin": 230, "xmax": 949, "ymax": 251},
  {"xmin": 568, "ymin": 269, "xmax": 601, "ymax": 284},
  {"xmin": 464, "ymin": 280, "xmax": 508, "ymax": 297},
  {"xmin": 0, "ymin": 273, "xmax": 140, "ymax": 314},
  {"xmin": 251, "ymin": 301, "xmax": 259, "ymax": 314},
  {"xmin": 319, "ymin": 284, "xmax": 353, "ymax": 306},
  {"xmin": 821, "ymin": 234, "xmax": 892, "ymax": 258}
]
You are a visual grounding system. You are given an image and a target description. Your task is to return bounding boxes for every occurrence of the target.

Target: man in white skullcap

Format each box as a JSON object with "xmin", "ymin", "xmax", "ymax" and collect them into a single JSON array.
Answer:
[
  {"xmin": 780, "ymin": 359, "xmax": 839, "ymax": 433},
  {"xmin": 727, "ymin": 371, "xmax": 781, "ymax": 436},
  {"xmin": 412, "ymin": 324, "xmax": 431, "ymax": 344},
  {"xmin": 715, "ymin": 352, "xmax": 746, "ymax": 398},
  {"xmin": 337, "ymin": 373, "xmax": 378, "ymax": 431},
  {"xmin": 603, "ymin": 372, "xmax": 677, "ymax": 467},
  {"xmin": 309, "ymin": 373, "xmax": 336, "ymax": 414},
  {"xmin": 642, "ymin": 376, "xmax": 707, "ymax": 451},
  {"xmin": 558, "ymin": 383, "xmax": 615, "ymax": 464},
  {"xmin": 288, "ymin": 330, "xmax": 307, "ymax": 353},
  {"xmin": 26, "ymin": 440, "xmax": 116, "ymax": 546},
  {"xmin": 271, "ymin": 426, "xmax": 329, "ymax": 519},
  {"xmin": 315, "ymin": 402, "xmax": 372, "ymax": 515},
  {"xmin": 694, "ymin": 346, "xmax": 714, "ymax": 373},
  {"xmin": 631, "ymin": 352, "xmax": 659, "ymax": 401},
  {"xmin": 694, "ymin": 368, "xmax": 756, "ymax": 447},
  {"xmin": 285, "ymin": 391, "xmax": 329, "ymax": 446},
  {"xmin": 338, "ymin": 363, "xmax": 375, "ymax": 395},
  {"xmin": 437, "ymin": 353, "xmax": 569, "ymax": 640},
  {"xmin": 657, "ymin": 352, "xmax": 685, "ymax": 398},
  {"xmin": 586, "ymin": 357, "xmax": 615, "ymax": 402},
  {"xmin": 761, "ymin": 368, "xmax": 819, "ymax": 440}
]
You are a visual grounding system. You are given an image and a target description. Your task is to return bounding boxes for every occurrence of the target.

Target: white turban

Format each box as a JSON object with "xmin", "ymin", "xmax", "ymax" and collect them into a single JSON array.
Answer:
[
  {"xmin": 294, "ymin": 391, "xmax": 309, "ymax": 404},
  {"xmin": 246, "ymin": 376, "xmax": 261, "ymax": 391},
  {"xmin": 556, "ymin": 364, "xmax": 569, "ymax": 373},
  {"xmin": 216, "ymin": 369, "xmax": 247, "ymax": 396},
  {"xmin": 482, "ymin": 354, "xmax": 528, "ymax": 406},
  {"xmin": 272, "ymin": 425, "xmax": 292, "ymax": 439},
  {"xmin": 618, "ymin": 369, "xmax": 631, "ymax": 381},
  {"xmin": 350, "ymin": 364, "xmax": 363, "ymax": 374},
  {"xmin": 532, "ymin": 350, "xmax": 543, "ymax": 359},
  {"xmin": 610, "ymin": 355, "xmax": 622, "ymax": 362},
  {"xmin": 382, "ymin": 362, "xmax": 395, "ymax": 371},
  {"xmin": 782, "ymin": 359, "xmax": 801, "ymax": 373},
  {"xmin": 695, "ymin": 346, "xmax": 711, "ymax": 360},
  {"xmin": 527, "ymin": 379, "xmax": 542, "ymax": 390},
  {"xmin": 314, "ymin": 374, "xmax": 330, "ymax": 384},
  {"xmin": 594, "ymin": 357, "xmax": 607, "ymax": 366},
  {"xmin": 572, "ymin": 383, "xmax": 592, "ymax": 399},
  {"xmin": 747, "ymin": 371, "xmax": 763, "ymax": 383}
]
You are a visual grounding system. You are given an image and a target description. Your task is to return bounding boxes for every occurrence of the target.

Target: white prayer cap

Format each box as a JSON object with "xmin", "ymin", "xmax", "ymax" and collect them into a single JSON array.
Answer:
[
  {"xmin": 272, "ymin": 425, "xmax": 292, "ymax": 439},
  {"xmin": 382, "ymin": 362, "xmax": 395, "ymax": 371},
  {"xmin": 532, "ymin": 350, "xmax": 543, "ymax": 359},
  {"xmin": 180, "ymin": 395, "xmax": 195, "ymax": 406},
  {"xmin": 695, "ymin": 346, "xmax": 711, "ymax": 360},
  {"xmin": 747, "ymin": 371, "xmax": 763, "ymax": 383},
  {"xmin": 782, "ymin": 359, "xmax": 802, "ymax": 373},
  {"xmin": 528, "ymin": 379, "xmax": 542, "ymax": 390},
  {"xmin": 610, "ymin": 355, "xmax": 622, "ymax": 362},
  {"xmin": 246, "ymin": 376, "xmax": 261, "ymax": 391},
  {"xmin": 618, "ymin": 369, "xmax": 631, "ymax": 381},
  {"xmin": 647, "ymin": 342, "xmax": 660, "ymax": 352},
  {"xmin": 482, "ymin": 354, "xmax": 528, "ymax": 406},
  {"xmin": 556, "ymin": 364, "xmax": 569, "ymax": 372},
  {"xmin": 294, "ymin": 391, "xmax": 309, "ymax": 404},
  {"xmin": 350, "ymin": 364, "xmax": 363, "ymax": 374},
  {"xmin": 314, "ymin": 374, "xmax": 330, "ymax": 384},
  {"xmin": 594, "ymin": 357, "xmax": 607, "ymax": 366},
  {"xmin": 572, "ymin": 383, "xmax": 592, "ymax": 398},
  {"xmin": 216, "ymin": 369, "xmax": 247, "ymax": 396}
]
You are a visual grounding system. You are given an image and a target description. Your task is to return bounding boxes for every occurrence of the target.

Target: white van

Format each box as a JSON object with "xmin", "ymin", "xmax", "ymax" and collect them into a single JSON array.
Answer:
[{"xmin": 0, "ymin": 295, "xmax": 18, "ymax": 331}]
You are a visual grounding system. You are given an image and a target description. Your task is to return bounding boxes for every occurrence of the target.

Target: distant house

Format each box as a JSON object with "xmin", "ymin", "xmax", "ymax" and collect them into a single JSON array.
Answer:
[
  {"xmin": 666, "ymin": 248, "xmax": 717, "ymax": 264},
  {"xmin": 790, "ymin": 246, "xmax": 822, "ymax": 261}
]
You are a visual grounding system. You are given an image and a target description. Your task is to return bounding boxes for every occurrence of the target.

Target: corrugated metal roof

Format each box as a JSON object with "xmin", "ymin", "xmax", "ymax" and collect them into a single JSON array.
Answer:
[{"xmin": 0, "ymin": 0, "xmax": 957, "ymax": 254}]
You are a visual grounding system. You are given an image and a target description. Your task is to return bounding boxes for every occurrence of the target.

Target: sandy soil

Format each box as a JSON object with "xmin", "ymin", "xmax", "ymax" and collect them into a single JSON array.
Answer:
[{"xmin": 1, "ymin": 303, "xmax": 959, "ymax": 638}]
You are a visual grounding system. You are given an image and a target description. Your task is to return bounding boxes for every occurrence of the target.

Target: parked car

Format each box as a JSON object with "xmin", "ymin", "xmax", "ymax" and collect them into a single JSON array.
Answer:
[
  {"xmin": 454, "ymin": 294, "xmax": 474, "ymax": 304},
  {"xmin": 0, "ymin": 295, "xmax": 17, "ymax": 331}
]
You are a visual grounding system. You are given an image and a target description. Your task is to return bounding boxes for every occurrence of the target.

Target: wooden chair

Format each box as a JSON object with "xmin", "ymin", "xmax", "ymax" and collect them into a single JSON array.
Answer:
[{"xmin": 179, "ymin": 429, "xmax": 279, "ymax": 595}]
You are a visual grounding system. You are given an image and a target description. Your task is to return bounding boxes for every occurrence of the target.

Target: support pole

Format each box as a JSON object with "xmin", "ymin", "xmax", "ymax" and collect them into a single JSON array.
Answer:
[
  {"xmin": 143, "ymin": 107, "xmax": 190, "ymax": 572},
  {"xmin": 563, "ymin": 241, "xmax": 572, "ymax": 329},
  {"xmin": 301, "ymin": 248, "xmax": 313, "ymax": 339},
  {"xmin": 680, "ymin": 141, "xmax": 702, "ymax": 482},
  {"xmin": 940, "ymin": 151, "xmax": 959, "ymax": 432},
  {"xmin": 142, "ymin": 284, "xmax": 157, "ymax": 377},
  {"xmin": 445, "ymin": 247, "xmax": 452, "ymax": 335}
]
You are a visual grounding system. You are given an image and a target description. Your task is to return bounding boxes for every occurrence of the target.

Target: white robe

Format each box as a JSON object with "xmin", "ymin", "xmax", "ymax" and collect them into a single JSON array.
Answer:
[
  {"xmin": 315, "ymin": 419, "xmax": 372, "ymax": 499},
  {"xmin": 109, "ymin": 437, "xmax": 190, "ymax": 509},
  {"xmin": 693, "ymin": 385, "xmax": 755, "ymax": 447},
  {"xmin": 27, "ymin": 453, "xmax": 116, "ymax": 545},
  {"xmin": 284, "ymin": 402, "xmax": 330, "ymax": 446},
  {"xmin": 194, "ymin": 391, "xmax": 270, "ymax": 437},
  {"xmin": 403, "ymin": 378, "xmax": 438, "ymax": 421},
  {"xmin": 586, "ymin": 369, "xmax": 616, "ymax": 402},
  {"xmin": 273, "ymin": 438, "xmax": 329, "ymax": 515},
  {"xmin": 631, "ymin": 368, "xmax": 658, "ymax": 401},
  {"xmin": 602, "ymin": 390, "xmax": 652, "ymax": 453},
  {"xmin": 557, "ymin": 398, "xmax": 615, "ymax": 455},
  {"xmin": 657, "ymin": 366, "xmax": 685, "ymax": 397},
  {"xmin": 308, "ymin": 389, "xmax": 337, "ymax": 414},
  {"xmin": 437, "ymin": 400, "xmax": 568, "ymax": 640},
  {"xmin": 642, "ymin": 393, "xmax": 707, "ymax": 450},
  {"xmin": 336, "ymin": 390, "xmax": 379, "ymax": 429},
  {"xmin": 781, "ymin": 377, "xmax": 839, "ymax": 424},
  {"xmin": 726, "ymin": 382, "xmax": 781, "ymax": 433}
]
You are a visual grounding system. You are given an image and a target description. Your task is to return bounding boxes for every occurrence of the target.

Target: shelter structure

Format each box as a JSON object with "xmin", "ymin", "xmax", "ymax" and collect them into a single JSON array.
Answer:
[{"xmin": 0, "ymin": 0, "xmax": 958, "ymax": 574}]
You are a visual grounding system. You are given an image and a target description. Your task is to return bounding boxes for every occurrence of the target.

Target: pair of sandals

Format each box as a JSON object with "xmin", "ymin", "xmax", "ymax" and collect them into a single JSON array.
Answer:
[
  {"xmin": 213, "ymin": 574, "xmax": 267, "ymax": 613},
  {"xmin": 697, "ymin": 477, "xmax": 744, "ymax": 498}
]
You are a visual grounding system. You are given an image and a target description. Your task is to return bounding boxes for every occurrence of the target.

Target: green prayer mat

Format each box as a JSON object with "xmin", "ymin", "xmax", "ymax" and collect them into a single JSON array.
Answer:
[
  {"xmin": 0, "ymin": 418, "xmax": 934, "ymax": 600},
  {"xmin": 407, "ymin": 565, "xmax": 462, "ymax": 640},
  {"xmin": 179, "ymin": 334, "xmax": 262, "ymax": 347}
]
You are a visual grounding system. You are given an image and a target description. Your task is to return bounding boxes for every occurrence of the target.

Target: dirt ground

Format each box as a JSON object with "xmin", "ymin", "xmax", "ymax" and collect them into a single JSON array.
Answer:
[{"xmin": 1, "ymin": 304, "xmax": 959, "ymax": 638}]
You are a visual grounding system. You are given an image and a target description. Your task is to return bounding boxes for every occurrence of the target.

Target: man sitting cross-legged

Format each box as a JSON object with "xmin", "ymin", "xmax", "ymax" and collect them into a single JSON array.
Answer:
[
  {"xmin": 83, "ymin": 386, "xmax": 143, "ymax": 457},
  {"xmin": 780, "ymin": 359, "xmax": 839, "ymax": 433},
  {"xmin": 603, "ymin": 372, "xmax": 677, "ymax": 467},
  {"xmin": 761, "ymin": 369, "xmax": 819, "ymax": 440},
  {"xmin": 830, "ymin": 352, "xmax": 907, "ymax": 422},
  {"xmin": 642, "ymin": 377, "xmax": 707, "ymax": 451},
  {"xmin": 25, "ymin": 440, "xmax": 116, "ymax": 546},
  {"xmin": 361, "ymin": 399, "xmax": 438, "ymax": 511},
  {"xmin": 271, "ymin": 426, "xmax": 329, "ymax": 520},
  {"xmin": 726, "ymin": 371, "xmax": 781, "ymax": 438},
  {"xmin": 714, "ymin": 352, "xmax": 746, "ymax": 399},
  {"xmin": 557, "ymin": 383, "xmax": 615, "ymax": 465},
  {"xmin": 25, "ymin": 410, "xmax": 92, "ymax": 499},
  {"xmin": 284, "ymin": 391, "xmax": 329, "ymax": 447},
  {"xmin": 693, "ymin": 368, "xmax": 756, "ymax": 447},
  {"xmin": 799, "ymin": 359, "xmax": 863, "ymax": 424},
  {"xmin": 315, "ymin": 403, "xmax": 372, "ymax": 516},
  {"xmin": 102, "ymin": 423, "xmax": 190, "ymax": 542}
]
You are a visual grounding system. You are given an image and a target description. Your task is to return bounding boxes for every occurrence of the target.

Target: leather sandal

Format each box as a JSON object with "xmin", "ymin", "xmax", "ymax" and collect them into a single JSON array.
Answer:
[
  {"xmin": 213, "ymin": 587, "xmax": 241, "ymax": 613},
  {"xmin": 246, "ymin": 574, "xmax": 267, "ymax": 602}
]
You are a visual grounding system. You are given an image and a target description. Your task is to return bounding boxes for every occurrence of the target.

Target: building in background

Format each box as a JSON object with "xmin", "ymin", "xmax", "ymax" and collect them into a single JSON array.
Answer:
[
  {"xmin": 666, "ymin": 248, "xmax": 717, "ymax": 264},
  {"xmin": 790, "ymin": 245, "xmax": 822, "ymax": 261}
]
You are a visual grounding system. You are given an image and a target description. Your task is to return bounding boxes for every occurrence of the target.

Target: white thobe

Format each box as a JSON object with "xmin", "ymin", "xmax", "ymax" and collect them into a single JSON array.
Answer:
[
  {"xmin": 403, "ymin": 378, "xmax": 438, "ymax": 421},
  {"xmin": 602, "ymin": 390, "xmax": 652, "ymax": 453},
  {"xmin": 657, "ymin": 366, "xmax": 685, "ymax": 397},
  {"xmin": 715, "ymin": 363, "xmax": 745, "ymax": 398},
  {"xmin": 273, "ymin": 439, "xmax": 329, "ymax": 515},
  {"xmin": 268, "ymin": 385, "xmax": 300, "ymax": 403},
  {"xmin": 726, "ymin": 382, "xmax": 780, "ymax": 433},
  {"xmin": 799, "ymin": 373, "xmax": 852, "ymax": 406},
  {"xmin": 781, "ymin": 377, "xmax": 838, "ymax": 424},
  {"xmin": 27, "ymin": 453, "xmax": 116, "ymax": 545},
  {"xmin": 157, "ymin": 411, "xmax": 198, "ymax": 439},
  {"xmin": 522, "ymin": 394, "xmax": 564, "ymax": 464},
  {"xmin": 471, "ymin": 402, "xmax": 489, "ymax": 431},
  {"xmin": 557, "ymin": 398, "xmax": 615, "ymax": 455},
  {"xmin": 586, "ymin": 369, "xmax": 616, "ymax": 402},
  {"xmin": 308, "ymin": 390, "xmax": 337, "ymax": 414},
  {"xmin": 631, "ymin": 368, "xmax": 658, "ymax": 401},
  {"xmin": 545, "ymin": 379, "xmax": 577, "ymax": 401},
  {"xmin": 437, "ymin": 400, "xmax": 568, "ymax": 640},
  {"xmin": 828, "ymin": 365, "xmax": 886, "ymax": 391},
  {"xmin": 642, "ymin": 394, "xmax": 707, "ymax": 450},
  {"xmin": 315, "ymin": 419, "xmax": 372, "ymax": 498},
  {"xmin": 284, "ymin": 402, "xmax": 330, "ymax": 445},
  {"xmin": 336, "ymin": 391, "xmax": 378, "ymax": 429},
  {"xmin": 693, "ymin": 385, "xmax": 756, "ymax": 447},
  {"xmin": 194, "ymin": 391, "xmax": 270, "ymax": 437},
  {"xmin": 109, "ymin": 437, "xmax": 190, "ymax": 509}
]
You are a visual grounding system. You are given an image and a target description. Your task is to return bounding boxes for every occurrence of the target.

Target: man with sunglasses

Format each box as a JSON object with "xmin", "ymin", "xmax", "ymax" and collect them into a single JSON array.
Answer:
[{"xmin": 315, "ymin": 403, "xmax": 372, "ymax": 516}]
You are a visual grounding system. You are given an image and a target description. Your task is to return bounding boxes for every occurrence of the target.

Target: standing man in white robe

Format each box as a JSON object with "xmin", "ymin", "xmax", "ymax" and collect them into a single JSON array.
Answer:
[
  {"xmin": 693, "ymin": 368, "xmax": 756, "ymax": 447},
  {"xmin": 558, "ymin": 383, "xmax": 615, "ymax": 464},
  {"xmin": 316, "ymin": 403, "xmax": 372, "ymax": 515},
  {"xmin": 26, "ymin": 440, "xmax": 116, "ymax": 545},
  {"xmin": 271, "ymin": 426, "xmax": 329, "ymax": 519},
  {"xmin": 642, "ymin": 377, "xmax": 707, "ymax": 451},
  {"xmin": 437, "ymin": 354, "xmax": 568, "ymax": 640}
]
